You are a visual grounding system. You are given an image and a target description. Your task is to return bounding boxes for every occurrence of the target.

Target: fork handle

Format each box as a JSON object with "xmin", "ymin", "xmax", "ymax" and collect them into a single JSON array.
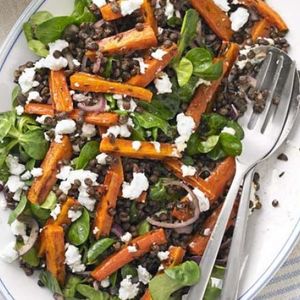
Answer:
[
  {"xmin": 220, "ymin": 168, "xmax": 254, "ymax": 300},
  {"xmin": 187, "ymin": 163, "xmax": 249, "ymax": 300}
]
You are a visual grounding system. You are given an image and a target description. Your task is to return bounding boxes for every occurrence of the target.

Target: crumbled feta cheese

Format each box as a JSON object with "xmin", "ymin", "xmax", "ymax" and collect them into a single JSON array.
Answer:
[
  {"xmin": 121, "ymin": 232, "xmax": 132, "ymax": 243},
  {"xmin": 118, "ymin": 275, "xmax": 140, "ymax": 300},
  {"xmin": 122, "ymin": 172, "xmax": 149, "ymax": 200},
  {"xmin": 104, "ymin": 118, "xmax": 134, "ymax": 138},
  {"xmin": 96, "ymin": 153, "xmax": 108, "ymax": 165},
  {"xmin": 175, "ymin": 113, "xmax": 195, "ymax": 153},
  {"xmin": 151, "ymin": 141, "xmax": 161, "ymax": 152},
  {"xmin": 72, "ymin": 59, "xmax": 81, "ymax": 67},
  {"xmin": 132, "ymin": 141, "xmax": 142, "ymax": 151},
  {"xmin": 36, "ymin": 115, "xmax": 51, "ymax": 124},
  {"xmin": 0, "ymin": 240, "xmax": 18, "ymax": 263},
  {"xmin": 181, "ymin": 165, "xmax": 197, "ymax": 177},
  {"xmin": 57, "ymin": 165, "xmax": 73, "ymax": 180},
  {"xmin": 128, "ymin": 245, "xmax": 138, "ymax": 253},
  {"xmin": 6, "ymin": 175, "xmax": 25, "ymax": 193},
  {"xmin": 93, "ymin": 227, "xmax": 100, "ymax": 235},
  {"xmin": 137, "ymin": 265, "xmax": 152, "ymax": 284},
  {"xmin": 230, "ymin": 7, "xmax": 249, "ymax": 31},
  {"xmin": 65, "ymin": 244, "xmax": 86, "ymax": 273},
  {"xmin": 165, "ymin": 0, "xmax": 175, "ymax": 19},
  {"xmin": 213, "ymin": 0, "xmax": 230, "ymax": 12},
  {"xmin": 55, "ymin": 134, "xmax": 64, "ymax": 143},
  {"xmin": 49, "ymin": 39, "xmax": 69, "ymax": 54},
  {"xmin": 157, "ymin": 251, "xmax": 170, "ymax": 261},
  {"xmin": 81, "ymin": 123, "xmax": 96, "ymax": 138},
  {"xmin": 101, "ymin": 277, "xmax": 111, "ymax": 288},
  {"xmin": 133, "ymin": 57, "xmax": 149, "ymax": 74},
  {"xmin": 158, "ymin": 264, "xmax": 164, "ymax": 271},
  {"xmin": 92, "ymin": 0, "xmax": 106, "ymax": 7},
  {"xmin": 73, "ymin": 93, "xmax": 89, "ymax": 102},
  {"xmin": 11, "ymin": 220, "xmax": 27, "ymax": 237},
  {"xmin": 113, "ymin": 94, "xmax": 123, "ymax": 100},
  {"xmin": 203, "ymin": 228, "xmax": 211, "ymax": 236},
  {"xmin": 50, "ymin": 204, "xmax": 61, "ymax": 220},
  {"xmin": 120, "ymin": 0, "xmax": 143, "ymax": 16},
  {"xmin": 21, "ymin": 171, "xmax": 32, "ymax": 181},
  {"xmin": 6, "ymin": 155, "xmax": 26, "ymax": 175},
  {"xmin": 27, "ymin": 91, "xmax": 42, "ymax": 103},
  {"xmin": 68, "ymin": 209, "xmax": 82, "ymax": 222},
  {"xmin": 151, "ymin": 49, "xmax": 167, "ymax": 61},
  {"xmin": 236, "ymin": 45, "xmax": 267, "ymax": 70},
  {"xmin": 158, "ymin": 27, "xmax": 164, "ymax": 34},
  {"xmin": 31, "ymin": 168, "xmax": 43, "ymax": 177},
  {"xmin": 55, "ymin": 119, "xmax": 76, "ymax": 135},
  {"xmin": 189, "ymin": 188, "xmax": 210, "ymax": 212},
  {"xmin": 154, "ymin": 72, "xmax": 172, "ymax": 94},
  {"xmin": 0, "ymin": 191, "xmax": 7, "ymax": 210},
  {"xmin": 15, "ymin": 105, "xmax": 24, "ymax": 116},
  {"xmin": 197, "ymin": 78, "xmax": 211, "ymax": 87},
  {"xmin": 18, "ymin": 67, "xmax": 39, "ymax": 93},
  {"xmin": 221, "ymin": 127, "xmax": 236, "ymax": 135},
  {"xmin": 117, "ymin": 99, "xmax": 137, "ymax": 112}
]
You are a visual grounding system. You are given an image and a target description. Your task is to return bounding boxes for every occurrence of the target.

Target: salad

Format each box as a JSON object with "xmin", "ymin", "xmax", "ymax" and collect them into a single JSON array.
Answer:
[{"xmin": 0, "ymin": 0, "xmax": 289, "ymax": 299}]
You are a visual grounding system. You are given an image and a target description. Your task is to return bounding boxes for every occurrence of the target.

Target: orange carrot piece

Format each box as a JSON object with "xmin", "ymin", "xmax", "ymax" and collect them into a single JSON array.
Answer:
[
  {"xmin": 171, "ymin": 196, "xmax": 194, "ymax": 221},
  {"xmin": 100, "ymin": 3, "xmax": 122, "ymax": 21},
  {"xmin": 100, "ymin": 137, "xmax": 181, "ymax": 160},
  {"xmin": 24, "ymin": 103, "xmax": 55, "ymax": 116},
  {"xmin": 164, "ymin": 157, "xmax": 236, "ymax": 202},
  {"xmin": 251, "ymin": 18, "xmax": 271, "ymax": 42},
  {"xmin": 43, "ymin": 224, "xmax": 66, "ymax": 285},
  {"xmin": 87, "ymin": 24, "xmax": 157, "ymax": 57},
  {"xmin": 137, "ymin": 191, "xmax": 147, "ymax": 203},
  {"xmin": 189, "ymin": 0, "xmax": 233, "ymax": 41},
  {"xmin": 126, "ymin": 44, "xmax": 178, "ymax": 87},
  {"xmin": 142, "ymin": 0, "xmax": 158, "ymax": 35},
  {"xmin": 53, "ymin": 197, "xmax": 79, "ymax": 226},
  {"xmin": 49, "ymin": 70, "xmax": 73, "ymax": 112},
  {"xmin": 240, "ymin": 0, "xmax": 288, "ymax": 32},
  {"xmin": 188, "ymin": 202, "xmax": 238, "ymax": 255},
  {"xmin": 27, "ymin": 136, "xmax": 73, "ymax": 204},
  {"xmin": 94, "ymin": 157, "xmax": 124, "ymax": 239},
  {"xmin": 91, "ymin": 229, "xmax": 167, "ymax": 281},
  {"xmin": 186, "ymin": 43, "xmax": 240, "ymax": 127},
  {"xmin": 70, "ymin": 72, "xmax": 153, "ymax": 102}
]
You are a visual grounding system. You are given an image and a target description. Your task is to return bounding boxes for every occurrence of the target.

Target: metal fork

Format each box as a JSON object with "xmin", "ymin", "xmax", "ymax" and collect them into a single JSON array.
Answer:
[
  {"xmin": 220, "ymin": 54, "xmax": 300, "ymax": 300},
  {"xmin": 187, "ymin": 47, "xmax": 298, "ymax": 300}
]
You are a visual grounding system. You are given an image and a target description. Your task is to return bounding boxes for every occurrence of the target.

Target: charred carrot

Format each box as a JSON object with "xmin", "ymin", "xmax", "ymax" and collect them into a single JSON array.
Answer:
[
  {"xmin": 142, "ymin": 0, "xmax": 158, "ymax": 34},
  {"xmin": 27, "ymin": 136, "xmax": 73, "ymax": 204},
  {"xmin": 24, "ymin": 103, "xmax": 55, "ymax": 116},
  {"xmin": 70, "ymin": 72, "xmax": 153, "ymax": 102},
  {"xmin": 164, "ymin": 157, "xmax": 236, "ymax": 202},
  {"xmin": 100, "ymin": 3, "xmax": 122, "ymax": 21},
  {"xmin": 53, "ymin": 197, "xmax": 79, "ymax": 226},
  {"xmin": 100, "ymin": 137, "xmax": 181, "ymax": 160},
  {"xmin": 87, "ymin": 24, "xmax": 157, "ymax": 57},
  {"xmin": 43, "ymin": 224, "xmax": 66, "ymax": 285},
  {"xmin": 94, "ymin": 157, "xmax": 124, "ymax": 239},
  {"xmin": 171, "ymin": 196, "xmax": 194, "ymax": 221},
  {"xmin": 137, "ymin": 191, "xmax": 147, "ymax": 203},
  {"xmin": 189, "ymin": 0, "xmax": 233, "ymax": 41},
  {"xmin": 126, "ymin": 44, "xmax": 178, "ymax": 87},
  {"xmin": 240, "ymin": 0, "xmax": 288, "ymax": 31},
  {"xmin": 91, "ymin": 229, "xmax": 167, "ymax": 281},
  {"xmin": 251, "ymin": 18, "xmax": 271, "ymax": 42},
  {"xmin": 186, "ymin": 43, "xmax": 240, "ymax": 127},
  {"xmin": 49, "ymin": 70, "xmax": 73, "ymax": 112}
]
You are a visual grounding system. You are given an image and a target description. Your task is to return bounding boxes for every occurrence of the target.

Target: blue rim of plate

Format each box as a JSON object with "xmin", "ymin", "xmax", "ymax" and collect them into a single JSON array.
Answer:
[{"xmin": 0, "ymin": 1, "xmax": 300, "ymax": 299}]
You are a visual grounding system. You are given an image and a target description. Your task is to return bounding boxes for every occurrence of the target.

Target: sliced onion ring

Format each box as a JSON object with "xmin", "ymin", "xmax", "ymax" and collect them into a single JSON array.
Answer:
[
  {"xmin": 78, "ymin": 95, "xmax": 106, "ymax": 113},
  {"xmin": 17, "ymin": 216, "xmax": 39, "ymax": 256},
  {"xmin": 147, "ymin": 180, "xmax": 200, "ymax": 229}
]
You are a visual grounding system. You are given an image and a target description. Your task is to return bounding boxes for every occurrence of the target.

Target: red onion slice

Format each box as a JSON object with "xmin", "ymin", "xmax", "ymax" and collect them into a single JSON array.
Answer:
[
  {"xmin": 111, "ymin": 223, "xmax": 124, "ymax": 238},
  {"xmin": 78, "ymin": 95, "xmax": 106, "ymax": 113}
]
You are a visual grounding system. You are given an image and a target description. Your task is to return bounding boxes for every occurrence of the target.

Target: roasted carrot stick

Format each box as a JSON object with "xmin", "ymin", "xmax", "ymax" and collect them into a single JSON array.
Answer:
[
  {"xmin": 171, "ymin": 196, "xmax": 194, "ymax": 221},
  {"xmin": 25, "ymin": 103, "xmax": 119, "ymax": 127},
  {"xmin": 100, "ymin": 137, "xmax": 181, "ymax": 160},
  {"xmin": 70, "ymin": 72, "xmax": 153, "ymax": 102},
  {"xmin": 49, "ymin": 70, "xmax": 73, "ymax": 112},
  {"xmin": 87, "ymin": 24, "xmax": 157, "ymax": 57},
  {"xmin": 91, "ymin": 229, "xmax": 167, "ymax": 281},
  {"xmin": 126, "ymin": 44, "xmax": 178, "ymax": 87},
  {"xmin": 53, "ymin": 197, "xmax": 79, "ymax": 226},
  {"xmin": 188, "ymin": 202, "xmax": 238, "ymax": 255},
  {"xmin": 94, "ymin": 156, "xmax": 124, "ymax": 239},
  {"xmin": 43, "ymin": 224, "xmax": 66, "ymax": 285},
  {"xmin": 142, "ymin": 0, "xmax": 158, "ymax": 35},
  {"xmin": 100, "ymin": 3, "xmax": 122, "ymax": 21},
  {"xmin": 27, "ymin": 136, "xmax": 73, "ymax": 204},
  {"xmin": 137, "ymin": 191, "xmax": 147, "ymax": 203},
  {"xmin": 186, "ymin": 42, "xmax": 240, "ymax": 127},
  {"xmin": 251, "ymin": 18, "xmax": 271, "ymax": 42},
  {"xmin": 164, "ymin": 157, "xmax": 236, "ymax": 202},
  {"xmin": 240, "ymin": 0, "xmax": 288, "ymax": 32},
  {"xmin": 189, "ymin": 0, "xmax": 233, "ymax": 41}
]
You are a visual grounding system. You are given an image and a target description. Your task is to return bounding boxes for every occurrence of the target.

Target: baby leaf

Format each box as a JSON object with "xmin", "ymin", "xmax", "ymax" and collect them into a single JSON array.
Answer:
[
  {"xmin": 185, "ymin": 48, "xmax": 213, "ymax": 73},
  {"xmin": 87, "ymin": 238, "xmax": 115, "ymax": 264},
  {"xmin": 29, "ymin": 11, "xmax": 53, "ymax": 27},
  {"xmin": 0, "ymin": 111, "xmax": 16, "ymax": 142},
  {"xmin": 8, "ymin": 193, "xmax": 27, "ymax": 225},
  {"xmin": 63, "ymin": 276, "xmax": 82, "ymax": 298},
  {"xmin": 77, "ymin": 284, "xmax": 118, "ymax": 300},
  {"xmin": 219, "ymin": 133, "xmax": 242, "ymax": 157},
  {"xmin": 75, "ymin": 141, "xmax": 99, "ymax": 170},
  {"xmin": 198, "ymin": 136, "xmax": 219, "ymax": 154},
  {"xmin": 28, "ymin": 40, "xmax": 49, "ymax": 57},
  {"xmin": 175, "ymin": 57, "xmax": 193, "ymax": 87},
  {"xmin": 39, "ymin": 271, "xmax": 63, "ymax": 295},
  {"xmin": 22, "ymin": 247, "xmax": 40, "ymax": 267}
]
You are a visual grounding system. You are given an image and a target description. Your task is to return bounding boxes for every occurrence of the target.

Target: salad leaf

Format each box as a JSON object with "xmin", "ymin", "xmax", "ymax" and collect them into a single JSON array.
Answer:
[
  {"xmin": 185, "ymin": 48, "xmax": 213, "ymax": 73},
  {"xmin": 21, "ymin": 247, "xmax": 40, "ymax": 267},
  {"xmin": 0, "ymin": 139, "xmax": 18, "ymax": 169},
  {"xmin": 0, "ymin": 111, "xmax": 16, "ymax": 142},
  {"xmin": 39, "ymin": 271, "xmax": 63, "ymax": 296},
  {"xmin": 30, "ymin": 203, "xmax": 51, "ymax": 221},
  {"xmin": 23, "ymin": 22, "xmax": 34, "ymax": 42},
  {"xmin": 8, "ymin": 193, "xmax": 27, "ymax": 225},
  {"xmin": 198, "ymin": 135, "xmax": 219, "ymax": 154},
  {"xmin": 110, "ymin": 272, "xmax": 118, "ymax": 288},
  {"xmin": 68, "ymin": 208, "xmax": 90, "ymax": 246},
  {"xmin": 75, "ymin": 141, "xmax": 99, "ymax": 170},
  {"xmin": 219, "ymin": 133, "xmax": 242, "ymax": 157},
  {"xmin": 29, "ymin": 11, "xmax": 53, "ymax": 27},
  {"xmin": 77, "ymin": 284, "xmax": 118, "ymax": 300},
  {"xmin": 137, "ymin": 220, "xmax": 151, "ymax": 235},
  {"xmin": 12, "ymin": 85, "xmax": 21, "ymax": 108},
  {"xmin": 204, "ymin": 286, "xmax": 221, "ymax": 300},
  {"xmin": 121, "ymin": 264, "xmax": 138, "ymax": 279},
  {"xmin": 150, "ymin": 180, "xmax": 170, "ymax": 201},
  {"xmin": 87, "ymin": 238, "xmax": 115, "ymax": 264},
  {"xmin": 63, "ymin": 276, "xmax": 82, "ymax": 298},
  {"xmin": 226, "ymin": 120, "xmax": 244, "ymax": 139},
  {"xmin": 28, "ymin": 40, "xmax": 49, "ymax": 57},
  {"xmin": 149, "ymin": 261, "xmax": 200, "ymax": 300},
  {"xmin": 175, "ymin": 57, "xmax": 193, "ymax": 87},
  {"xmin": 167, "ymin": 16, "xmax": 182, "ymax": 28},
  {"xmin": 174, "ymin": 76, "xmax": 200, "ymax": 103},
  {"xmin": 40, "ymin": 191, "xmax": 57, "ymax": 210},
  {"xmin": 186, "ymin": 133, "xmax": 202, "ymax": 156},
  {"xmin": 207, "ymin": 145, "xmax": 226, "ymax": 161},
  {"xmin": 104, "ymin": 57, "xmax": 115, "ymax": 78},
  {"xmin": 194, "ymin": 61, "xmax": 223, "ymax": 81},
  {"xmin": 0, "ymin": 164, "xmax": 10, "ymax": 182}
]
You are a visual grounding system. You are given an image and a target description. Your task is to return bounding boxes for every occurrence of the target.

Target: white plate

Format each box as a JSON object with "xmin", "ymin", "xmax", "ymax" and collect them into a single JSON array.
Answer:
[{"xmin": 0, "ymin": 1, "xmax": 300, "ymax": 299}]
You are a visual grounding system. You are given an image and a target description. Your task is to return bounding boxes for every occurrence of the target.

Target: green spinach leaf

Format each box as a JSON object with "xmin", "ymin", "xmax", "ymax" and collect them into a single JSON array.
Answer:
[
  {"xmin": 137, "ymin": 220, "xmax": 151, "ymax": 235},
  {"xmin": 175, "ymin": 57, "xmax": 193, "ymax": 87},
  {"xmin": 219, "ymin": 133, "xmax": 242, "ymax": 156},
  {"xmin": 22, "ymin": 247, "xmax": 40, "ymax": 267},
  {"xmin": 75, "ymin": 141, "xmax": 99, "ymax": 170},
  {"xmin": 41, "ymin": 191, "xmax": 57, "ymax": 210},
  {"xmin": 198, "ymin": 135, "xmax": 219, "ymax": 154},
  {"xmin": 0, "ymin": 111, "xmax": 16, "ymax": 142},
  {"xmin": 29, "ymin": 11, "xmax": 53, "ymax": 27},
  {"xmin": 28, "ymin": 40, "xmax": 49, "ymax": 57},
  {"xmin": 87, "ymin": 238, "xmax": 115, "ymax": 264},
  {"xmin": 63, "ymin": 276, "xmax": 82, "ymax": 298},
  {"xmin": 39, "ymin": 271, "xmax": 63, "ymax": 295},
  {"xmin": 12, "ymin": 86, "xmax": 21, "ymax": 108},
  {"xmin": 76, "ymin": 284, "xmax": 118, "ymax": 300},
  {"xmin": 121, "ymin": 265, "xmax": 137, "ymax": 279},
  {"xmin": 8, "ymin": 193, "xmax": 27, "ymax": 225}
]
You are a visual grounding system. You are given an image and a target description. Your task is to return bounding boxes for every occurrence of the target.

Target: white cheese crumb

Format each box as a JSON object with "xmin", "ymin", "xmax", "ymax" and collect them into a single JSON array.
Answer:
[
  {"xmin": 6, "ymin": 155, "xmax": 25, "ymax": 175},
  {"xmin": 181, "ymin": 165, "xmax": 197, "ymax": 177},
  {"xmin": 221, "ymin": 127, "xmax": 236, "ymax": 135},
  {"xmin": 165, "ymin": 0, "xmax": 175, "ymax": 19},
  {"xmin": 151, "ymin": 49, "xmax": 167, "ymax": 61},
  {"xmin": 121, "ymin": 232, "xmax": 132, "ymax": 243},
  {"xmin": 128, "ymin": 245, "xmax": 138, "ymax": 253},
  {"xmin": 11, "ymin": 219, "xmax": 27, "ymax": 237},
  {"xmin": 18, "ymin": 67, "xmax": 39, "ymax": 93},
  {"xmin": 104, "ymin": 117, "xmax": 134, "ymax": 139},
  {"xmin": 189, "ymin": 188, "xmax": 210, "ymax": 212},
  {"xmin": 230, "ymin": 7, "xmax": 250, "ymax": 31},
  {"xmin": 0, "ymin": 191, "xmax": 7, "ymax": 210},
  {"xmin": 157, "ymin": 251, "xmax": 170, "ymax": 261},
  {"xmin": 56, "ymin": 165, "xmax": 72, "ymax": 180},
  {"xmin": 118, "ymin": 275, "xmax": 140, "ymax": 300},
  {"xmin": 0, "ymin": 240, "xmax": 18, "ymax": 263},
  {"xmin": 92, "ymin": 0, "xmax": 106, "ymax": 7},
  {"xmin": 158, "ymin": 27, "xmax": 164, "ymax": 34},
  {"xmin": 81, "ymin": 123, "xmax": 96, "ymax": 138},
  {"xmin": 68, "ymin": 209, "xmax": 82, "ymax": 222},
  {"xmin": 137, "ymin": 265, "xmax": 152, "ymax": 284},
  {"xmin": 197, "ymin": 78, "xmax": 212, "ymax": 87},
  {"xmin": 65, "ymin": 244, "xmax": 86, "ymax": 273},
  {"xmin": 96, "ymin": 153, "xmax": 108, "ymax": 165},
  {"xmin": 132, "ymin": 141, "xmax": 142, "ymax": 151},
  {"xmin": 117, "ymin": 99, "xmax": 137, "ymax": 112},
  {"xmin": 27, "ymin": 91, "xmax": 42, "ymax": 103},
  {"xmin": 122, "ymin": 172, "xmax": 149, "ymax": 200},
  {"xmin": 36, "ymin": 115, "xmax": 51, "ymax": 124},
  {"xmin": 154, "ymin": 72, "xmax": 172, "ymax": 94},
  {"xmin": 101, "ymin": 277, "xmax": 111, "ymax": 288},
  {"xmin": 158, "ymin": 264, "xmax": 165, "ymax": 271},
  {"xmin": 31, "ymin": 168, "xmax": 43, "ymax": 177},
  {"xmin": 21, "ymin": 171, "xmax": 32, "ymax": 181},
  {"xmin": 72, "ymin": 59, "xmax": 81, "ymax": 67},
  {"xmin": 50, "ymin": 204, "xmax": 61, "ymax": 220},
  {"xmin": 15, "ymin": 105, "xmax": 24, "ymax": 116},
  {"xmin": 55, "ymin": 119, "xmax": 77, "ymax": 135},
  {"xmin": 213, "ymin": 0, "xmax": 230, "ymax": 12},
  {"xmin": 203, "ymin": 228, "xmax": 211, "ymax": 236},
  {"xmin": 151, "ymin": 141, "xmax": 161, "ymax": 152},
  {"xmin": 133, "ymin": 57, "xmax": 149, "ymax": 74},
  {"xmin": 6, "ymin": 175, "xmax": 25, "ymax": 193},
  {"xmin": 93, "ymin": 227, "xmax": 100, "ymax": 235},
  {"xmin": 120, "ymin": 0, "xmax": 143, "ymax": 16}
]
